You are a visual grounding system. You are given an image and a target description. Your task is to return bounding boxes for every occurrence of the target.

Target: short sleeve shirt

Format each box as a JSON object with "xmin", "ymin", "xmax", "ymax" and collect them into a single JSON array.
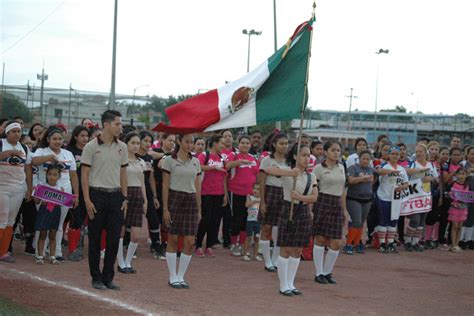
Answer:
[
  {"xmin": 226, "ymin": 152, "xmax": 259, "ymax": 196},
  {"xmin": 127, "ymin": 158, "xmax": 146, "ymax": 187},
  {"xmin": 377, "ymin": 163, "xmax": 409, "ymax": 201},
  {"xmin": 0, "ymin": 139, "xmax": 32, "ymax": 187},
  {"xmin": 198, "ymin": 152, "xmax": 226, "ymax": 196},
  {"xmin": 312, "ymin": 162, "xmax": 346, "ymax": 196},
  {"xmin": 33, "ymin": 147, "xmax": 76, "ymax": 190},
  {"xmin": 246, "ymin": 195, "xmax": 260, "ymax": 221},
  {"xmin": 81, "ymin": 137, "xmax": 128, "ymax": 189},
  {"xmin": 162, "ymin": 155, "xmax": 201, "ymax": 194},
  {"xmin": 281, "ymin": 169, "xmax": 317, "ymax": 204},
  {"xmin": 259, "ymin": 156, "xmax": 287, "ymax": 187},
  {"xmin": 346, "ymin": 164, "xmax": 374, "ymax": 200}
]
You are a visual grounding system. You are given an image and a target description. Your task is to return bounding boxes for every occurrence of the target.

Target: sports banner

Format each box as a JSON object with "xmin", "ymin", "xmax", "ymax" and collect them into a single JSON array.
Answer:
[
  {"xmin": 391, "ymin": 178, "xmax": 432, "ymax": 220},
  {"xmin": 33, "ymin": 185, "xmax": 75, "ymax": 208},
  {"xmin": 451, "ymin": 189, "xmax": 474, "ymax": 203}
]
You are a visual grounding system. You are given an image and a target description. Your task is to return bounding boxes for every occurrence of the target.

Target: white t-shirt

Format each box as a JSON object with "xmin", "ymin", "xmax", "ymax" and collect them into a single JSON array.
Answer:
[
  {"xmin": 32, "ymin": 147, "xmax": 76, "ymax": 191},
  {"xmin": 0, "ymin": 139, "xmax": 32, "ymax": 187},
  {"xmin": 260, "ymin": 156, "xmax": 288, "ymax": 187},
  {"xmin": 377, "ymin": 163, "xmax": 409, "ymax": 201},
  {"xmin": 246, "ymin": 195, "xmax": 260, "ymax": 221},
  {"xmin": 409, "ymin": 160, "xmax": 439, "ymax": 193}
]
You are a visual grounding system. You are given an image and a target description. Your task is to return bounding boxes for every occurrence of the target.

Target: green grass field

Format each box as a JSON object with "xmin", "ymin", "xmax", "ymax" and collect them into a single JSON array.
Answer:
[{"xmin": 0, "ymin": 296, "xmax": 44, "ymax": 316}]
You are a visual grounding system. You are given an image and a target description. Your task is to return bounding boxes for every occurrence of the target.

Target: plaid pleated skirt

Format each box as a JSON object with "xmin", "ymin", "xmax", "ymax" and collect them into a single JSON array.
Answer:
[
  {"xmin": 168, "ymin": 189, "xmax": 199, "ymax": 236},
  {"xmin": 259, "ymin": 185, "xmax": 284, "ymax": 226},
  {"xmin": 312, "ymin": 192, "xmax": 344, "ymax": 239},
  {"xmin": 125, "ymin": 187, "xmax": 145, "ymax": 227},
  {"xmin": 277, "ymin": 201, "xmax": 312, "ymax": 248}
]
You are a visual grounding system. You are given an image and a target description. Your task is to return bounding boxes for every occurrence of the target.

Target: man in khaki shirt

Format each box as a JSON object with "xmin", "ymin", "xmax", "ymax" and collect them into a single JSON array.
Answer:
[{"xmin": 81, "ymin": 110, "xmax": 128, "ymax": 290}]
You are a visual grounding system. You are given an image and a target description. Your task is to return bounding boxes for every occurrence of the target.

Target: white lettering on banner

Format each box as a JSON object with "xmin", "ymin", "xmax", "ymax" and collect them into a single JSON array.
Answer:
[{"xmin": 391, "ymin": 178, "xmax": 432, "ymax": 220}]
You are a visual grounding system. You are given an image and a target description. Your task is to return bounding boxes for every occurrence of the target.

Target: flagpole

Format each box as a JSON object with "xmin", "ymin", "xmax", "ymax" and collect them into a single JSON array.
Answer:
[{"xmin": 289, "ymin": 1, "xmax": 316, "ymax": 222}]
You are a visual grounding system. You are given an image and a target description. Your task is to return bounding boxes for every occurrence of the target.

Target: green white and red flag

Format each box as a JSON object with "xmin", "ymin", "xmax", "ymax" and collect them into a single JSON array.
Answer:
[{"xmin": 153, "ymin": 19, "xmax": 314, "ymax": 134}]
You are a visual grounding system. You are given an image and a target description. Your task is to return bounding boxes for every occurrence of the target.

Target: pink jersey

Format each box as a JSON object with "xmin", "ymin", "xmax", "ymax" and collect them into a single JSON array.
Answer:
[
  {"xmin": 442, "ymin": 163, "xmax": 461, "ymax": 186},
  {"xmin": 198, "ymin": 152, "xmax": 226, "ymax": 196},
  {"xmin": 307, "ymin": 154, "xmax": 317, "ymax": 173},
  {"xmin": 221, "ymin": 147, "xmax": 236, "ymax": 162},
  {"xmin": 226, "ymin": 152, "xmax": 259, "ymax": 196}
]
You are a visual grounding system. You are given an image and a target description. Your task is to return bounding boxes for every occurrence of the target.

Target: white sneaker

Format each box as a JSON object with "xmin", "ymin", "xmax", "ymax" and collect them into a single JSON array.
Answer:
[
  {"xmin": 50, "ymin": 256, "xmax": 58, "ymax": 264},
  {"xmin": 242, "ymin": 255, "xmax": 251, "ymax": 261},
  {"xmin": 254, "ymin": 255, "xmax": 263, "ymax": 262},
  {"xmin": 231, "ymin": 245, "xmax": 242, "ymax": 257},
  {"xmin": 35, "ymin": 256, "xmax": 44, "ymax": 265}
]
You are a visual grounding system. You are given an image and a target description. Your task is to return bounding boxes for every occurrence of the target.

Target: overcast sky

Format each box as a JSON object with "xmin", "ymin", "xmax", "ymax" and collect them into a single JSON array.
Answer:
[{"xmin": 1, "ymin": 0, "xmax": 473, "ymax": 115}]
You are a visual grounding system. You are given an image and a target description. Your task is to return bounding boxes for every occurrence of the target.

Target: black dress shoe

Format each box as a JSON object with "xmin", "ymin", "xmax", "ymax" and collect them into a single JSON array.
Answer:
[
  {"xmin": 314, "ymin": 274, "xmax": 329, "ymax": 284},
  {"xmin": 264, "ymin": 266, "xmax": 277, "ymax": 272},
  {"xmin": 104, "ymin": 281, "xmax": 120, "ymax": 290},
  {"xmin": 91, "ymin": 280, "xmax": 107, "ymax": 290},
  {"xmin": 180, "ymin": 281, "xmax": 190, "ymax": 289},
  {"xmin": 291, "ymin": 288, "xmax": 303, "ymax": 295},
  {"xmin": 118, "ymin": 266, "xmax": 130, "ymax": 274},
  {"xmin": 168, "ymin": 281, "xmax": 182, "ymax": 289},
  {"xmin": 279, "ymin": 290, "xmax": 294, "ymax": 296},
  {"xmin": 128, "ymin": 267, "xmax": 137, "ymax": 274},
  {"xmin": 324, "ymin": 274, "xmax": 337, "ymax": 284}
]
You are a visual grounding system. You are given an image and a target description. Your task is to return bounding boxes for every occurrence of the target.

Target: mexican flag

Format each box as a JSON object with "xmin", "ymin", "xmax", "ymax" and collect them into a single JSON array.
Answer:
[{"xmin": 154, "ymin": 19, "xmax": 314, "ymax": 134}]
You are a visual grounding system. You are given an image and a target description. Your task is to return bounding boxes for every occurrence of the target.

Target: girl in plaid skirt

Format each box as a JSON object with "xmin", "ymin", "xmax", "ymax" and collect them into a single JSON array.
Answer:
[
  {"xmin": 312, "ymin": 141, "xmax": 347, "ymax": 285},
  {"xmin": 265, "ymin": 144, "xmax": 318, "ymax": 296},
  {"xmin": 117, "ymin": 132, "xmax": 147, "ymax": 274},
  {"xmin": 162, "ymin": 134, "xmax": 202, "ymax": 289},
  {"xmin": 258, "ymin": 133, "xmax": 288, "ymax": 271}
]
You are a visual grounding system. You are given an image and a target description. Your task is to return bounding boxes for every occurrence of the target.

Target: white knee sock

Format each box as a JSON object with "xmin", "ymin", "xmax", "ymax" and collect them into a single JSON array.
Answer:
[
  {"xmin": 125, "ymin": 242, "xmax": 138, "ymax": 268},
  {"xmin": 166, "ymin": 252, "xmax": 178, "ymax": 283},
  {"xmin": 177, "ymin": 253, "xmax": 192, "ymax": 282},
  {"xmin": 287, "ymin": 256, "xmax": 300, "ymax": 290},
  {"xmin": 323, "ymin": 249, "xmax": 339, "ymax": 275},
  {"xmin": 117, "ymin": 238, "xmax": 125, "ymax": 268},
  {"xmin": 260, "ymin": 240, "xmax": 273, "ymax": 268},
  {"xmin": 277, "ymin": 256, "xmax": 289, "ymax": 292},
  {"xmin": 313, "ymin": 245, "xmax": 325, "ymax": 276}
]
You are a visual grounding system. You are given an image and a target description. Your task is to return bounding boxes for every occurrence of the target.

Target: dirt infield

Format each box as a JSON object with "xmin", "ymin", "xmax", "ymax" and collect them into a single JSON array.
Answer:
[{"xmin": 1, "ymin": 237, "xmax": 473, "ymax": 316}]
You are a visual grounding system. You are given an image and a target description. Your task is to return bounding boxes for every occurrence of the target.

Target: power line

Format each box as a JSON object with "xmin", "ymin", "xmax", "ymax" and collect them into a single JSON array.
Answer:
[{"xmin": 0, "ymin": 0, "xmax": 68, "ymax": 56}]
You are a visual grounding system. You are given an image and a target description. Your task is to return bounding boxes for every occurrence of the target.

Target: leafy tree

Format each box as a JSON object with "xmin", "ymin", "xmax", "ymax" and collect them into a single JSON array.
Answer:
[{"xmin": 0, "ymin": 92, "xmax": 34, "ymax": 122}]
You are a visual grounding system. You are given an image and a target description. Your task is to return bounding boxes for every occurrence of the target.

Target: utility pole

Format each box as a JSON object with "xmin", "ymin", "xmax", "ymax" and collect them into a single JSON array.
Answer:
[
  {"xmin": 0, "ymin": 62, "xmax": 4, "ymax": 116},
  {"xmin": 26, "ymin": 81, "xmax": 30, "ymax": 106},
  {"xmin": 345, "ymin": 88, "xmax": 358, "ymax": 130},
  {"xmin": 37, "ymin": 67, "xmax": 48, "ymax": 123},
  {"xmin": 68, "ymin": 83, "xmax": 73, "ymax": 129},
  {"xmin": 31, "ymin": 83, "xmax": 35, "ymax": 109}
]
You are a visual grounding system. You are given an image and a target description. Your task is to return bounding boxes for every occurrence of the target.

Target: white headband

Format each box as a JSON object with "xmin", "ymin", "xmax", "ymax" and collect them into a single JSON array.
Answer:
[{"xmin": 5, "ymin": 123, "xmax": 21, "ymax": 134}]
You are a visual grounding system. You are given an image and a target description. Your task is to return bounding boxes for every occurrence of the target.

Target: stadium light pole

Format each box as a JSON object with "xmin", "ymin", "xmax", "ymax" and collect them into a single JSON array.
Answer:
[
  {"xmin": 109, "ymin": 0, "xmax": 118, "ymax": 110},
  {"xmin": 374, "ymin": 48, "xmax": 389, "ymax": 131},
  {"xmin": 273, "ymin": 0, "xmax": 282, "ymax": 130},
  {"xmin": 242, "ymin": 29, "xmax": 262, "ymax": 73}
]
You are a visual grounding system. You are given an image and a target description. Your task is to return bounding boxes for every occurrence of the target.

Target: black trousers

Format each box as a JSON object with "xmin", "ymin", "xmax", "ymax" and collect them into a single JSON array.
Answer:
[
  {"xmin": 70, "ymin": 196, "xmax": 86, "ymax": 229},
  {"xmin": 367, "ymin": 196, "xmax": 379, "ymax": 241},
  {"xmin": 145, "ymin": 188, "xmax": 160, "ymax": 246},
  {"xmin": 15, "ymin": 199, "xmax": 37, "ymax": 236},
  {"xmin": 438, "ymin": 197, "xmax": 451, "ymax": 244},
  {"xmin": 221, "ymin": 192, "xmax": 232, "ymax": 247},
  {"xmin": 230, "ymin": 193, "xmax": 248, "ymax": 236},
  {"xmin": 88, "ymin": 189, "xmax": 123, "ymax": 284},
  {"xmin": 196, "ymin": 195, "xmax": 224, "ymax": 248}
]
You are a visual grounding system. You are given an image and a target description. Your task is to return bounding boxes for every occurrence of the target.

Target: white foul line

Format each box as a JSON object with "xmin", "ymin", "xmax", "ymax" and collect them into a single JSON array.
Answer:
[{"xmin": 4, "ymin": 268, "xmax": 156, "ymax": 316}]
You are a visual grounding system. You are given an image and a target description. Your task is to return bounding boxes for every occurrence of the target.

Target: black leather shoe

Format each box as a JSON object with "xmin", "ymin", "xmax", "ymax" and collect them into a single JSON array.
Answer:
[
  {"xmin": 168, "ymin": 281, "xmax": 182, "ymax": 289},
  {"xmin": 118, "ymin": 266, "xmax": 130, "ymax": 274},
  {"xmin": 104, "ymin": 281, "xmax": 120, "ymax": 290},
  {"xmin": 291, "ymin": 288, "xmax": 303, "ymax": 295},
  {"xmin": 264, "ymin": 266, "xmax": 277, "ymax": 272},
  {"xmin": 279, "ymin": 290, "xmax": 294, "ymax": 296},
  {"xmin": 180, "ymin": 281, "xmax": 190, "ymax": 289},
  {"xmin": 91, "ymin": 280, "xmax": 106, "ymax": 290},
  {"xmin": 314, "ymin": 274, "xmax": 328, "ymax": 284},
  {"xmin": 324, "ymin": 274, "xmax": 337, "ymax": 284},
  {"xmin": 128, "ymin": 267, "xmax": 137, "ymax": 274}
]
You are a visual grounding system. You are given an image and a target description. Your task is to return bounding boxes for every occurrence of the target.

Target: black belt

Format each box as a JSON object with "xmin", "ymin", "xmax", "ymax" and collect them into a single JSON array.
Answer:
[{"xmin": 90, "ymin": 186, "xmax": 121, "ymax": 193}]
